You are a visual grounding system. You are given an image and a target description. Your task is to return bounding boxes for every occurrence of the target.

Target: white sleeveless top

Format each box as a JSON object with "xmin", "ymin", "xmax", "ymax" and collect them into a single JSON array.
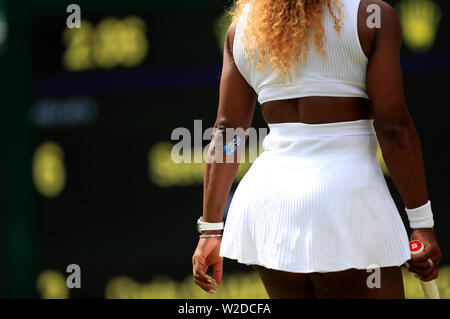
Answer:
[{"xmin": 233, "ymin": 0, "xmax": 369, "ymax": 105}]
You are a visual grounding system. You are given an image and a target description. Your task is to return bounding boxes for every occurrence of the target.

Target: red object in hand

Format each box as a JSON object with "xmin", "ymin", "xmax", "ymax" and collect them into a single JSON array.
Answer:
[
  {"xmin": 409, "ymin": 240, "xmax": 424, "ymax": 255},
  {"xmin": 408, "ymin": 239, "xmax": 440, "ymax": 299}
]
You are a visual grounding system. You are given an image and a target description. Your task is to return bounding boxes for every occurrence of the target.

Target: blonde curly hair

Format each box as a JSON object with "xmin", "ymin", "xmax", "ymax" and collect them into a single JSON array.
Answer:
[{"xmin": 229, "ymin": 0, "xmax": 344, "ymax": 80}]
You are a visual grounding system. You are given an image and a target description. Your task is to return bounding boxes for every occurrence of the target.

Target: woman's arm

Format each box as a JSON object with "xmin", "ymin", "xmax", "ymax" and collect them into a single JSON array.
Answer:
[
  {"xmin": 366, "ymin": 1, "xmax": 441, "ymax": 280},
  {"xmin": 202, "ymin": 24, "xmax": 257, "ymax": 224},
  {"xmin": 366, "ymin": 2, "xmax": 427, "ymax": 209},
  {"xmin": 192, "ymin": 23, "xmax": 257, "ymax": 293}
]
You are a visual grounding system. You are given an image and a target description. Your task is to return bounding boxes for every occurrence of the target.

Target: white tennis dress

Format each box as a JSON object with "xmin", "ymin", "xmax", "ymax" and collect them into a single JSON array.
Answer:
[{"xmin": 219, "ymin": 0, "xmax": 411, "ymax": 273}]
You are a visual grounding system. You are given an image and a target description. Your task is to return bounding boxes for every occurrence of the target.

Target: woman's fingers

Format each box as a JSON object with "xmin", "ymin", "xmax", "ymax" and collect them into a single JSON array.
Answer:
[
  {"xmin": 410, "ymin": 265, "xmax": 434, "ymax": 278},
  {"xmin": 192, "ymin": 238, "xmax": 222, "ymax": 293},
  {"xmin": 192, "ymin": 253, "xmax": 218, "ymax": 293},
  {"xmin": 409, "ymin": 256, "xmax": 439, "ymax": 270},
  {"xmin": 194, "ymin": 278, "xmax": 216, "ymax": 294},
  {"xmin": 408, "ymin": 249, "xmax": 440, "ymax": 278},
  {"xmin": 409, "ymin": 265, "xmax": 438, "ymax": 278},
  {"xmin": 419, "ymin": 267, "xmax": 439, "ymax": 282},
  {"xmin": 213, "ymin": 260, "xmax": 223, "ymax": 285},
  {"xmin": 193, "ymin": 269, "xmax": 217, "ymax": 293},
  {"xmin": 193, "ymin": 267, "xmax": 216, "ymax": 286}
]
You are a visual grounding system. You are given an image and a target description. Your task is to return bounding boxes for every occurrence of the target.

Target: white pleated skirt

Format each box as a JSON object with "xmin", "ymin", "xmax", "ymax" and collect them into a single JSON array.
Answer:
[{"xmin": 219, "ymin": 119, "xmax": 411, "ymax": 273}]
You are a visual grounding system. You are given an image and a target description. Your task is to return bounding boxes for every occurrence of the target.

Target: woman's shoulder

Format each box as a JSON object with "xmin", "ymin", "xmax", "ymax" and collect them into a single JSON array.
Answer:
[
  {"xmin": 358, "ymin": 0, "xmax": 402, "ymax": 57},
  {"xmin": 359, "ymin": 0, "xmax": 400, "ymax": 25},
  {"xmin": 225, "ymin": 22, "xmax": 237, "ymax": 57}
]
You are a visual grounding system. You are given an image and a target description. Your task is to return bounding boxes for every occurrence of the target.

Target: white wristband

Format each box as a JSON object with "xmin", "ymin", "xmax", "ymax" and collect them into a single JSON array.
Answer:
[
  {"xmin": 197, "ymin": 217, "xmax": 224, "ymax": 233},
  {"xmin": 405, "ymin": 200, "xmax": 434, "ymax": 229}
]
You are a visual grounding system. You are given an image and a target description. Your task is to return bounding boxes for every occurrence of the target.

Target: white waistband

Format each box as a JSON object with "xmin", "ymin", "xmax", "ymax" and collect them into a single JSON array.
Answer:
[{"xmin": 267, "ymin": 119, "xmax": 375, "ymax": 137}]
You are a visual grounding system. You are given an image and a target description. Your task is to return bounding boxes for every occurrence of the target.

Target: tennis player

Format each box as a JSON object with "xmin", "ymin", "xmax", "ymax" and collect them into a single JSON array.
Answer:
[{"xmin": 192, "ymin": 0, "xmax": 442, "ymax": 298}]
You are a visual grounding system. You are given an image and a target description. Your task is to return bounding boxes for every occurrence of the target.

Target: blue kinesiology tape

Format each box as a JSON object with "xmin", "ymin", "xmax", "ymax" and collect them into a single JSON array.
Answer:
[{"xmin": 223, "ymin": 135, "xmax": 243, "ymax": 155}]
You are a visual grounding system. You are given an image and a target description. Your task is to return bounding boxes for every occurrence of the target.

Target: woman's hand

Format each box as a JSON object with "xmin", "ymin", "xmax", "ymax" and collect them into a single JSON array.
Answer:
[
  {"xmin": 192, "ymin": 237, "xmax": 223, "ymax": 294},
  {"xmin": 407, "ymin": 228, "xmax": 442, "ymax": 281}
]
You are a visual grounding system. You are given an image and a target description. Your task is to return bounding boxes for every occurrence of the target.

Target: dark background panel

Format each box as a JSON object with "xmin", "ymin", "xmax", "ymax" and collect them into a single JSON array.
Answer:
[{"xmin": 29, "ymin": 0, "xmax": 238, "ymax": 298}]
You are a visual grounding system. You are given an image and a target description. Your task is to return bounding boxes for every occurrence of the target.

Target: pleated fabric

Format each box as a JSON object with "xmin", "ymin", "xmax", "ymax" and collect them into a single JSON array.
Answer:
[
  {"xmin": 219, "ymin": 120, "xmax": 411, "ymax": 273},
  {"xmin": 233, "ymin": 0, "xmax": 369, "ymax": 104}
]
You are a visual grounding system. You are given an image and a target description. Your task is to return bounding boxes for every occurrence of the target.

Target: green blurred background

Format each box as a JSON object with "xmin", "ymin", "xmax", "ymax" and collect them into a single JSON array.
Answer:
[{"xmin": 0, "ymin": 0, "xmax": 449, "ymax": 298}]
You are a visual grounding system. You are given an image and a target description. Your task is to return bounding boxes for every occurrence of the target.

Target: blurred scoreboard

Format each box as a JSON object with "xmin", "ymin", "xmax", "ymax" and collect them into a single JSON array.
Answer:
[
  {"xmin": 28, "ymin": 0, "xmax": 239, "ymax": 298},
  {"xmin": 1, "ymin": 0, "xmax": 450, "ymax": 298}
]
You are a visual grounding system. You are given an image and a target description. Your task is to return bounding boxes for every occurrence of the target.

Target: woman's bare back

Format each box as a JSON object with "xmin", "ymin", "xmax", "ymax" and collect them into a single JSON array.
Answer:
[{"xmin": 230, "ymin": 0, "xmax": 376, "ymax": 125}]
